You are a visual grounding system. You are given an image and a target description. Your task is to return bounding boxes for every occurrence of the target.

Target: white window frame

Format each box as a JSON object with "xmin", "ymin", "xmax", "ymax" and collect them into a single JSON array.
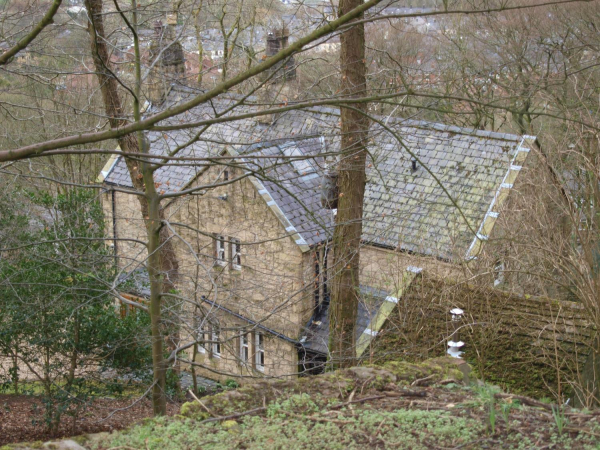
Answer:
[
  {"xmin": 240, "ymin": 332, "xmax": 249, "ymax": 364},
  {"xmin": 212, "ymin": 328, "xmax": 221, "ymax": 358},
  {"xmin": 255, "ymin": 332, "xmax": 265, "ymax": 372},
  {"xmin": 216, "ymin": 235, "xmax": 227, "ymax": 266},
  {"xmin": 231, "ymin": 238, "xmax": 241, "ymax": 270},
  {"xmin": 493, "ymin": 261, "xmax": 505, "ymax": 286},
  {"xmin": 196, "ymin": 323, "xmax": 207, "ymax": 354}
]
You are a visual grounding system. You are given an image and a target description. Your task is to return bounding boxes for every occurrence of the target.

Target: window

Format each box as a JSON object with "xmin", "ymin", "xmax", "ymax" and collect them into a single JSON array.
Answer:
[
  {"xmin": 197, "ymin": 328, "xmax": 207, "ymax": 354},
  {"xmin": 255, "ymin": 332, "xmax": 265, "ymax": 371},
  {"xmin": 195, "ymin": 319, "xmax": 207, "ymax": 354},
  {"xmin": 231, "ymin": 238, "xmax": 241, "ymax": 270},
  {"xmin": 223, "ymin": 170, "xmax": 229, "ymax": 181},
  {"xmin": 212, "ymin": 328, "xmax": 221, "ymax": 357},
  {"xmin": 117, "ymin": 294, "xmax": 144, "ymax": 319},
  {"xmin": 240, "ymin": 332, "xmax": 249, "ymax": 364},
  {"xmin": 493, "ymin": 261, "xmax": 505, "ymax": 286},
  {"xmin": 282, "ymin": 145, "xmax": 316, "ymax": 175},
  {"xmin": 216, "ymin": 235, "xmax": 226, "ymax": 266}
]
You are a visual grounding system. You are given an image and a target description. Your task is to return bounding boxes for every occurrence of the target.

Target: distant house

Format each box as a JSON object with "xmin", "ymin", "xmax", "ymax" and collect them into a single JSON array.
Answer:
[{"xmin": 99, "ymin": 79, "xmax": 534, "ymax": 381}]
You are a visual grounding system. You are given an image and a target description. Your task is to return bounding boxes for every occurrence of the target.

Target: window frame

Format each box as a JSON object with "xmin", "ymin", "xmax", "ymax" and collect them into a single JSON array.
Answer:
[
  {"xmin": 493, "ymin": 261, "xmax": 505, "ymax": 286},
  {"xmin": 195, "ymin": 320, "xmax": 207, "ymax": 354},
  {"xmin": 282, "ymin": 145, "xmax": 316, "ymax": 175},
  {"xmin": 231, "ymin": 238, "xmax": 241, "ymax": 270},
  {"xmin": 254, "ymin": 332, "xmax": 265, "ymax": 372},
  {"xmin": 240, "ymin": 332, "xmax": 249, "ymax": 365},
  {"xmin": 212, "ymin": 328, "xmax": 221, "ymax": 358},
  {"xmin": 216, "ymin": 235, "xmax": 227, "ymax": 266}
]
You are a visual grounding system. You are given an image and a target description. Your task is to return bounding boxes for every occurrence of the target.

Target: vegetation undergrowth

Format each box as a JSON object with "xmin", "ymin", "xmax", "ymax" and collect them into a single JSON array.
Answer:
[{"xmin": 96, "ymin": 394, "xmax": 483, "ymax": 450}]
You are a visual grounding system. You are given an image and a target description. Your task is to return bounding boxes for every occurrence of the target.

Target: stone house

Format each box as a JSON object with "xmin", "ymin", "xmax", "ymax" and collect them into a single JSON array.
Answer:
[{"xmin": 98, "ymin": 84, "xmax": 534, "ymax": 382}]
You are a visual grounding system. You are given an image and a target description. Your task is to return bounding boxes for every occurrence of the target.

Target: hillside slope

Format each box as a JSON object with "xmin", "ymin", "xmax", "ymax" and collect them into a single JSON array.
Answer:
[{"xmin": 5, "ymin": 358, "xmax": 600, "ymax": 449}]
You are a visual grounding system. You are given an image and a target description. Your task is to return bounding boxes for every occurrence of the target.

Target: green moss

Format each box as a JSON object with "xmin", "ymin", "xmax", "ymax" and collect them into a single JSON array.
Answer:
[
  {"xmin": 97, "ymin": 401, "xmax": 483, "ymax": 450},
  {"xmin": 380, "ymin": 357, "xmax": 463, "ymax": 386},
  {"xmin": 70, "ymin": 435, "xmax": 90, "ymax": 445},
  {"xmin": 180, "ymin": 401, "xmax": 209, "ymax": 420}
]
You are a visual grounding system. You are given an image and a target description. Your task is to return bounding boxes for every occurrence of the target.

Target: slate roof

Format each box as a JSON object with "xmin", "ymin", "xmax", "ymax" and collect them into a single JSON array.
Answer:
[
  {"xmin": 300, "ymin": 286, "xmax": 388, "ymax": 355},
  {"xmin": 236, "ymin": 138, "xmax": 333, "ymax": 247},
  {"xmin": 103, "ymin": 87, "xmax": 529, "ymax": 260}
]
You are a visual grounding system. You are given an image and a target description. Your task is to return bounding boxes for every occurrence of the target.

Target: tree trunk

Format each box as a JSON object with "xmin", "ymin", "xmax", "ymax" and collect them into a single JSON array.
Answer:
[
  {"xmin": 575, "ymin": 334, "xmax": 600, "ymax": 408},
  {"xmin": 328, "ymin": 0, "xmax": 369, "ymax": 369},
  {"xmin": 84, "ymin": 0, "xmax": 178, "ymax": 415}
]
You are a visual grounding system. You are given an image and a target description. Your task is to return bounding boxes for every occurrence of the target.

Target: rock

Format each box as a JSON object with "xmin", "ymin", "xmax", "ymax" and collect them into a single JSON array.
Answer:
[
  {"xmin": 347, "ymin": 366, "xmax": 397, "ymax": 382},
  {"xmin": 42, "ymin": 440, "xmax": 86, "ymax": 450}
]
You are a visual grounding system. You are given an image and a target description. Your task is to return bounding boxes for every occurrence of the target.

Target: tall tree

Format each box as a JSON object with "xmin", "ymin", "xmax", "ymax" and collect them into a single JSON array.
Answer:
[
  {"xmin": 328, "ymin": 0, "xmax": 369, "ymax": 368},
  {"xmin": 83, "ymin": 0, "xmax": 179, "ymax": 415}
]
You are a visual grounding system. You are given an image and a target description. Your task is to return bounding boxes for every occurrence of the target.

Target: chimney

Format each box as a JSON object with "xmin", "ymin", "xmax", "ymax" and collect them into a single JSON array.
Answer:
[
  {"xmin": 264, "ymin": 26, "xmax": 296, "ymax": 82},
  {"xmin": 411, "ymin": 159, "xmax": 418, "ymax": 172},
  {"xmin": 257, "ymin": 25, "xmax": 297, "ymax": 125},
  {"xmin": 147, "ymin": 17, "xmax": 186, "ymax": 105}
]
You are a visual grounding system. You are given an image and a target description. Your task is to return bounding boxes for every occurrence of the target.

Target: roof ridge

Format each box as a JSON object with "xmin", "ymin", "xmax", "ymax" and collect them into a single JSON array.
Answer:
[{"xmin": 166, "ymin": 87, "xmax": 525, "ymax": 143}]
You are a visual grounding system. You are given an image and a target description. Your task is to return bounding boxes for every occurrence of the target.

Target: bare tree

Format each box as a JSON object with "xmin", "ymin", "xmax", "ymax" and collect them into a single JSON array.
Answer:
[
  {"xmin": 328, "ymin": 0, "xmax": 369, "ymax": 368},
  {"xmin": 3, "ymin": 0, "xmax": 600, "ymax": 430}
]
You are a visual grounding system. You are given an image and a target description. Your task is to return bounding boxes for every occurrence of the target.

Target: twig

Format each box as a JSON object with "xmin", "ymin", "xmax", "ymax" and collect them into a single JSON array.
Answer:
[
  {"xmin": 330, "ymin": 390, "xmax": 427, "ymax": 410},
  {"xmin": 565, "ymin": 427, "xmax": 600, "ymax": 438},
  {"xmin": 494, "ymin": 393, "xmax": 553, "ymax": 411},
  {"xmin": 411, "ymin": 374, "xmax": 435, "ymax": 386},
  {"xmin": 438, "ymin": 379, "xmax": 460, "ymax": 385},
  {"xmin": 196, "ymin": 406, "xmax": 267, "ymax": 425},
  {"xmin": 189, "ymin": 389, "xmax": 216, "ymax": 417},
  {"xmin": 385, "ymin": 390, "xmax": 428, "ymax": 398},
  {"xmin": 285, "ymin": 411, "xmax": 354, "ymax": 424},
  {"xmin": 347, "ymin": 387, "xmax": 357, "ymax": 410},
  {"xmin": 329, "ymin": 395, "xmax": 387, "ymax": 410}
]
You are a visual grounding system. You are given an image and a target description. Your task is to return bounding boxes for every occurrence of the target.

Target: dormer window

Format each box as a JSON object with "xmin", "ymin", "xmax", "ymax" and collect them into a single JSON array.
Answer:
[{"xmin": 282, "ymin": 145, "xmax": 316, "ymax": 175}]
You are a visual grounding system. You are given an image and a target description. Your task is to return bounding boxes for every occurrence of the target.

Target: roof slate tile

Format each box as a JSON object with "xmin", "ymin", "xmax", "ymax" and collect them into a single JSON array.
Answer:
[{"xmin": 104, "ymin": 89, "xmax": 525, "ymax": 260}]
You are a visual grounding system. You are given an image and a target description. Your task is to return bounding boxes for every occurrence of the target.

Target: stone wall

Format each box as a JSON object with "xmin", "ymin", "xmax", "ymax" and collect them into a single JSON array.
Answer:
[
  {"xmin": 359, "ymin": 245, "xmax": 460, "ymax": 293},
  {"xmin": 101, "ymin": 188, "xmax": 148, "ymax": 270},
  {"xmin": 189, "ymin": 309, "xmax": 298, "ymax": 384},
  {"xmin": 372, "ymin": 273, "xmax": 594, "ymax": 398},
  {"xmin": 104, "ymin": 165, "xmax": 314, "ymax": 380},
  {"xmin": 166, "ymin": 165, "xmax": 313, "ymax": 336}
]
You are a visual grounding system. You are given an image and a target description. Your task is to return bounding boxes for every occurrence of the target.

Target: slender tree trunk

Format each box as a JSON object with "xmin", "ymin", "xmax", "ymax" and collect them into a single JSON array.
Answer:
[
  {"xmin": 12, "ymin": 344, "xmax": 19, "ymax": 394},
  {"xmin": 84, "ymin": 0, "xmax": 178, "ymax": 415},
  {"xmin": 328, "ymin": 0, "xmax": 369, "ymax": 369}
]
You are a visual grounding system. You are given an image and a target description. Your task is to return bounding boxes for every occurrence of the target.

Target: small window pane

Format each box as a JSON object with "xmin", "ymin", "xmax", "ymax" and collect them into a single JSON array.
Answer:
[
  {"xmin": 212, "ymin": 329, "xmax": 221, "ymax": 357},
  {"xmin": 217, "ymin": 236, "xmax": 226, "ymax": 265},
  {"xmin": 240, "ymin": 332, "xmax": 249, "ymax": 363},
  {"xmin": 232, "ymin": 238, "xmax": 241, "ymax": 270},
  {"xmin": 255, "ymin": 332, "xmax": 265, "ymax": 371}
]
